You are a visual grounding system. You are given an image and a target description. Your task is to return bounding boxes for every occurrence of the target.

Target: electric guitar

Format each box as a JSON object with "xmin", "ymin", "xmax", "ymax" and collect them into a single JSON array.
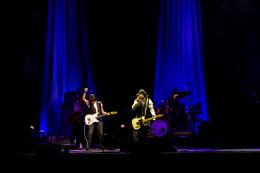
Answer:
[
  {"xmin": 84, "ymin": 111, "xmax": 118, "ymax": 125},
  {"xmin": 131, "ymin": 114, "xmax": 164, "ymax": 130}
]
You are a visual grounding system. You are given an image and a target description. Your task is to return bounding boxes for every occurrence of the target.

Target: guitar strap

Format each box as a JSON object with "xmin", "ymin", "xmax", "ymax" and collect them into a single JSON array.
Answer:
[
  {"xmin": 97, "ymin": 101, "xmax": 104, "ymax": 121},
  {"xmin": 97, "ymin": 101, "xmax": 102, "ymax": 114},
  {"xmin": 143, "ymin": 98, "xmax": 151, "ymax": 126},
  {"xmin": 144, "ymin": 98, "xmax": 148, "ymax": 117},
  {"xmin": 89, "ymin": 101, "xmax": 100, "ymax": 114}
]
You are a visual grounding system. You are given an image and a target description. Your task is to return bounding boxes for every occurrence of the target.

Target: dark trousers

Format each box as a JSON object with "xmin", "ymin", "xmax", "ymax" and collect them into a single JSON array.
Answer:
[
  {"xmin": 132, "ymin": 125, "xmax": 177, "ymax": 152},
  {"xmin": 86, "ymin": 121, "xmax": 104, "ymax": 147},
  {"xmin": 132, "ymin": 126, "xmax": 153, "ymax": 144}
]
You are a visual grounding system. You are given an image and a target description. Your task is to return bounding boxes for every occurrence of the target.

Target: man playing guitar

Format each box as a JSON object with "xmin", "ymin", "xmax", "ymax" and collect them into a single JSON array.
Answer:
[
  {"xmin": 131, "ymin": 89, "xmax": 158, "ymax": 144},
  {"xmin": 82, "ymin": 88, "xmax": 112, "ymax": 150}
]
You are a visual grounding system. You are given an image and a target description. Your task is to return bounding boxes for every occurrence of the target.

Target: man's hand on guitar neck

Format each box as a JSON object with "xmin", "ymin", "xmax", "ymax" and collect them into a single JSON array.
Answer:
[{"xmin": 140, "ymin": 115, "xmax": 155, "ymax": 121}]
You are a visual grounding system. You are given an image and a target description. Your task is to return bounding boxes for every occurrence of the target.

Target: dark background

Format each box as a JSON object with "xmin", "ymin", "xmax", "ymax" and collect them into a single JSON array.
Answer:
[{"xmin": 6, "ymin": 0, "xmax": 260, "ymax": 147}]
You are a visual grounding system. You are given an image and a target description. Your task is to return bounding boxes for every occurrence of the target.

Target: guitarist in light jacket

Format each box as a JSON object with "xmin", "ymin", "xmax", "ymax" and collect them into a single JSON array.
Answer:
[
  {"xmin": 82, "ymin": 88, "xmax": 111, "ymax": 150},
  {"xmin": 131, "ymin": 89, "xmax": 157, "ymax": 144}
]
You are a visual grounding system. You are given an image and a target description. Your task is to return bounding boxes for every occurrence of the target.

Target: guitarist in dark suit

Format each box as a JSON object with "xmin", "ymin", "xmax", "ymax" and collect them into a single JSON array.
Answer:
[
  {"xmin": 82, "ymin": 88, "xmax": 111, "ymax": 150},
  {"xmin": 131, "ymin": 89, "xmax": 157, "ymax": 145}
]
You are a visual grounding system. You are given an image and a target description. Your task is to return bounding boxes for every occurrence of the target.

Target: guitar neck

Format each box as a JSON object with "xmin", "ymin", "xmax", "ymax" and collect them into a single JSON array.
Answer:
[
  {"xmin": 143, "ymin": 117, "xmax": 154, "ymax": 123},
  {"xmin": 97, "ymin": 114, "xmax": 105, "ymax": 118},
  {"xmin": 142, "ymin": 114, "xmax": 163, "ymax": 123},
  {"xmin": 97, "ymin": 112, "xmax": 117, "ymax": 118}
]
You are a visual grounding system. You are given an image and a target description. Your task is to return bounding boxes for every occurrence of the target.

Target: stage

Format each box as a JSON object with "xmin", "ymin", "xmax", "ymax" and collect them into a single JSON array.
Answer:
[
  {"xmin": 14, "ymin": 145, "xmax": 260, "ymax": 162},
  {"xmin": 6, "ymin": 144, "xmax": 259, "ymax": 172}
]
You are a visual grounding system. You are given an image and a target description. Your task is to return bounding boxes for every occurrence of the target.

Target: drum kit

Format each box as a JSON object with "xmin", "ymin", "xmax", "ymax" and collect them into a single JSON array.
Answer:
[
  {"xmin": 151, "ymin": 119, "xmax": 170, "ymax": 137},
  {"xmin": 151, "ymin": 90, "xmax": 201, "ymax": 138}
]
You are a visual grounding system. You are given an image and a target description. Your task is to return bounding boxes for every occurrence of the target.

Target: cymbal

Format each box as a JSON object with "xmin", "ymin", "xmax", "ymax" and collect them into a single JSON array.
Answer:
[{"xmin": 175, "ymin": 91, "xmax": 190, "ymax": 98}]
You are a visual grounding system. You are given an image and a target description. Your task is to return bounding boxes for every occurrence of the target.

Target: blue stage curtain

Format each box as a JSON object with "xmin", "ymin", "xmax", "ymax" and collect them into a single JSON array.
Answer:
[
  {"xmin": 153, "ymin": 0, "xmax": 208, "ymax": 133},
  {"xmin": 40, "ymin": 0, "xmax": 95, "ymax": 135}
]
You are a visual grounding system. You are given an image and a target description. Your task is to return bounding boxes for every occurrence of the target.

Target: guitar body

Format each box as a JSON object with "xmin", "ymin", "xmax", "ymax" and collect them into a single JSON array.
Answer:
[
  {"xmin": 131, "ymin": 114, "xmax": 164, "ymax": 130},
  {"xmin": 131, "ymin": 117, "xmax": 142, "ymax": 130},
  {"xmin": 85, "ymin": 113, "xmax": 100, "ymax": 125},
  {"xmin": 84, "ymin": 111, "xmax": 118, "ymax": 126}
]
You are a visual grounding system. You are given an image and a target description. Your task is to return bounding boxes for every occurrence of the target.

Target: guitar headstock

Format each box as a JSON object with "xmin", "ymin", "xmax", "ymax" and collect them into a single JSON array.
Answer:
[{"xmin": 110, "ymin": 111, "xmax": 118, "ymax": 115}]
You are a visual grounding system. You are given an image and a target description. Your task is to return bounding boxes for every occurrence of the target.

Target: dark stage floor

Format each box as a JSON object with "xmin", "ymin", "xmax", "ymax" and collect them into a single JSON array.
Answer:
[
  {"xmin": 14, "ymin": 145, "xmax": 260, "ymax": 161},
  {"xmin": 8, "ymin": 145, "xmax": 260, "ymax": 171}
]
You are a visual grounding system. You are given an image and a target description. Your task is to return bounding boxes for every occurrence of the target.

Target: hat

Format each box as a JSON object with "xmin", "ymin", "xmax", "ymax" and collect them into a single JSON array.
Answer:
[{"xmin": 138, "ymin": 89, "xmax": 148, "ymax": 96}]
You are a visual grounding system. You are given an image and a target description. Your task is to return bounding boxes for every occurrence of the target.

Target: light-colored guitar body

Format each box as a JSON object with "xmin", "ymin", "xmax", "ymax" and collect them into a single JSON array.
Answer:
[
  {"xmin": 131, "ymin": 114, "xmax": 164, "ymax": 130},
  {"xmin": 85, "ymin": 111, "xmax": 117, "ymax": 125}
]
